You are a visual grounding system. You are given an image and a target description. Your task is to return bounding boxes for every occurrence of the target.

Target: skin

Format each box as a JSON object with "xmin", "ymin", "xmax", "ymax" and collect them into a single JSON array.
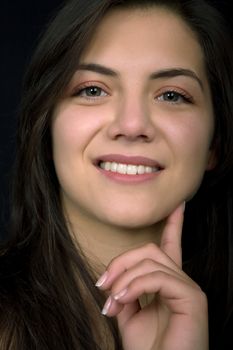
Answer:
[{"xmin": 52, "ymin": 7, "xmax": 214, "ymax": 349}]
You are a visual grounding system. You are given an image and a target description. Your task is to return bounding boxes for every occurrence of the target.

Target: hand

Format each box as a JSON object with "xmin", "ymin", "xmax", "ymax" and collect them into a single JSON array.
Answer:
[{"xmin": 95, "ymin": 204, "xmax": 208, "ymax": 350}]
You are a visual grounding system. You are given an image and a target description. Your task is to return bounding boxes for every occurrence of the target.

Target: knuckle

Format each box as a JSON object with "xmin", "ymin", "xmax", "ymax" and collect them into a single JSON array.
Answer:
[
  {"xmin": 141, "ymin": 258, "xmax": 157, "ymax": 269},
  {"xmin": 198, "ymin": 289, "xmax": 208, "ymax": 304},
  {"xmin": 145, "ymin": 242, "xmax": 159, "ymax": 254},
  {"xmin": 108, "ymin": 255, "xmax": 122, "ymax": 272},
  {"xmin": 156, "ymin": 270, "xmax": 168, "ymax": 278},
  {"xmin": 128, "ymin": 275, "xmax": 143, "ymax": 291},
  {"xmin": 192, "ymin": 286, "xmax": 208, "ymax": 308}
]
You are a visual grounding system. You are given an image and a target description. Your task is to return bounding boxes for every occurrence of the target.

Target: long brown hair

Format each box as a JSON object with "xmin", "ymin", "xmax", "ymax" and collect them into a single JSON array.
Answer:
[{"xmin": 1, "ymin": 1, "xmax": 233, "ymax": 349}]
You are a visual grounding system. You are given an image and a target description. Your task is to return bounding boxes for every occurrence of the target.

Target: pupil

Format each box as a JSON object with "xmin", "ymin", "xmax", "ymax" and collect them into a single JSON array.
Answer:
[
  {"xmin": 166, "ymin": 92, "xmax": 176, "ymax": 101},
  {"xmin": 88, "ymin": 87, "xmax": 100, "ymax": 96}
]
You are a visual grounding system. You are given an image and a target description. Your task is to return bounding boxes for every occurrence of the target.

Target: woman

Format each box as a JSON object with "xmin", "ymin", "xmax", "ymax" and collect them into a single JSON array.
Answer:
[{"xmin": 0, "ymin": 0, "xmax": 233, "ymax": 349}]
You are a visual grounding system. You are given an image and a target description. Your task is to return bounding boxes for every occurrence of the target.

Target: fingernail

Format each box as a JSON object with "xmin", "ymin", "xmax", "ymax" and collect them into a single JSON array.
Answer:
[
  {"xmin": 113, "ymin": 288, "xmax": 128, "ymax": 300},
  {"xmin": 101, "ymin": 296, "xmax": 112, "ymax": 315},
  {"xmin": 95, "ymin": 271, "xmax": 108, "ymax": 287}
]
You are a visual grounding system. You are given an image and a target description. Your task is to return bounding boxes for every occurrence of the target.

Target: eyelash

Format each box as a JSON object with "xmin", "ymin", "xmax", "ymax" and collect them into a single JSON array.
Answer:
[{"xmin": 72, "ymin": 84, "xmax": 193, "ymax": 104}]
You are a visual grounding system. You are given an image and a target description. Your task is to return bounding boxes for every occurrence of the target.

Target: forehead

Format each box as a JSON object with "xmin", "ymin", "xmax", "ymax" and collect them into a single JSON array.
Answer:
[{"xmin": 80, "ymin": 6, "xmax": 206, "ymax": 80}]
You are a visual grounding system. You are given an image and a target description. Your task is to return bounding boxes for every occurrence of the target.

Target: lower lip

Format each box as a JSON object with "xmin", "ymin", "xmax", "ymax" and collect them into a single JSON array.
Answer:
[{"xmin": 96, "ymin": 166, "xmax": 162, "ymax": 184}]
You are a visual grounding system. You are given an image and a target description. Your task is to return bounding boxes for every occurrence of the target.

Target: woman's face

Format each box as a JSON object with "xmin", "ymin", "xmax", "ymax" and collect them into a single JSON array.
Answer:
[{"xmin": 52, "ymin": 7, "xmax": 214, "ymax": 229}]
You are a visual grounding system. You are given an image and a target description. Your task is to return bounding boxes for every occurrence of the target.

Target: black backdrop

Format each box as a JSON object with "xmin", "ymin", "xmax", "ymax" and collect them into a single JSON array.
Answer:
[
  {"xmin": 0, "ymin": 0, "xmax": 232, "ymax": 236},
  {"xmin": 0, "ymin": 0, "xmax": 63, "ymax": 236}
]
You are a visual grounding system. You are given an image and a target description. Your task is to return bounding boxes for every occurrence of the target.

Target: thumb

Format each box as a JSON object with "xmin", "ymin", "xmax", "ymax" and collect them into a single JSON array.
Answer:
[{"xmin": 160, "ymin": 202, "xmax": 185, "ymax": 267}]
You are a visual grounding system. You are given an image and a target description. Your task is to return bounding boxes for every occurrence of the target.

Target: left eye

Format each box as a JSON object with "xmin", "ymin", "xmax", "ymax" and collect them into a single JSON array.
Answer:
[
  {"xmin": 158, "ymin": 91, "xmax": 191, "ymax": 103},
  {"xmin": 77, "ymin": 86, "xmax": 108, "ymax": 98}
]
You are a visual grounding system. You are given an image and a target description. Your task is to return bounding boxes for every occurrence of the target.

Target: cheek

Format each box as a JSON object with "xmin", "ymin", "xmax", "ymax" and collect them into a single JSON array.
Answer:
[
  {"xmin": 164, "ymin": 114, "xmax": 214, "ymax": 198},
  {"xmin": 51, "ymin": 104, "xmax": 109, "ymax": 202},
  {"xmin": 166, "ymin": 113, "xmax": 214, "ymax": 163},
  {"xmin": 52, "ymin": 104, "xmax": 106, "ymax": 156}
]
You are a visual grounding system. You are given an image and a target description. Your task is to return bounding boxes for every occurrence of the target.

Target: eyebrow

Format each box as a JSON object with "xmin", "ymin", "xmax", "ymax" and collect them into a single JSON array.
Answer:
[
  {"xmin": 150, "ymin": 68, "xmax": 203, "ymax": 90},
  {"xmin": 77, "ymin": 63, "xmax": 118, "ymax": 77},
  {"xmin": 76, "ymin": 63, "xmax": 204, "ymax": 90}
]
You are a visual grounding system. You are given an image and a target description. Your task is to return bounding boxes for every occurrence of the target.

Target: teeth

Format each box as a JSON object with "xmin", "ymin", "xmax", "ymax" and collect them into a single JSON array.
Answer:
[
  {"xmin": 111, "ymin": 162, "xmax": 118, "ymax": 172},
  {"xmin": 145, "ymin": 166, "xmax": 152, "ymax": 173},
  {"xmin": 118, "ymin": 164, "xmax": 127, "ymax": 174},
  {"xmin": 127, "ymin": 165, "xmax": 138, "ymax": 175},
  {"xmin": 99, "ymin": 162, "xmax": 159, "ymax": 175},
  {"xmin": 138, "ymin": 165, "xmax": 145, "ymax": 175}
]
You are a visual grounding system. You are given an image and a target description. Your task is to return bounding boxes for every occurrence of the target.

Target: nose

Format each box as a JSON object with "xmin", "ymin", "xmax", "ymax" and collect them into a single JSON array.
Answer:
[{"xmin": 107, "ymin": 93, "xmax": 156, "ymax": 142}]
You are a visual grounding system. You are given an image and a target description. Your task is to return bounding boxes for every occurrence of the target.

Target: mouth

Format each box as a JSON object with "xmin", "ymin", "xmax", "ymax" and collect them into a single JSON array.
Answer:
[
  {"xmin": 95, "ymin": 154, "xmax": 164, "ymax": 180},
  {"xmin": 99, "ymin": 161, "xmax": 160, "ymax": 175}
]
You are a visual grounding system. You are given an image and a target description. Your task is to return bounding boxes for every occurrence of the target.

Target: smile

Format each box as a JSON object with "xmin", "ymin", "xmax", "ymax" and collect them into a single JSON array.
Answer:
[{"xmin": 99, "ymin": 162, "xmax": 160, "ymax": 175}]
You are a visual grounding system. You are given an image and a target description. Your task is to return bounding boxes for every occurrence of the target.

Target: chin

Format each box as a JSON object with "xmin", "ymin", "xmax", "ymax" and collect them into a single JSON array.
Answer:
[{"xmin": 102, "ymin": 211, "xmax": 163, "ymax": 230}]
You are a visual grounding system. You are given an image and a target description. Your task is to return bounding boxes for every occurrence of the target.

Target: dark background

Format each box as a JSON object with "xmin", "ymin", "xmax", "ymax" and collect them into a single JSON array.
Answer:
[
  {"xmin": 0, "ymin": 0, "xmax": 63, "ymax": 236},
  {"xmin": 0, "ymin": 1, "xmax": 232, "ymax": 237}
]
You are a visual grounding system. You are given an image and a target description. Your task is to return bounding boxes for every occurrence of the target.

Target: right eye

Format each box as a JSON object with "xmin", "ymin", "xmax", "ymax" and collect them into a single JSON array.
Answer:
[{"xmin": 75, "ymin": 85, "xmax": 108, "ymax": 98}]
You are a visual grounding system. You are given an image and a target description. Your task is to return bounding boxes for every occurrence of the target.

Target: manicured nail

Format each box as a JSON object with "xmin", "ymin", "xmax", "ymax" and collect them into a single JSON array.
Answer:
[
  {"xmin": 95, "ymin": 271, "xmax": 108, "ymax": 287},
  {"xmin": 101, "ymin": 296, "xmax": 112, "ymax": 315},
  {"xmin": 113, "ymin": 288, "xmax": 128, "ymax": 300}
]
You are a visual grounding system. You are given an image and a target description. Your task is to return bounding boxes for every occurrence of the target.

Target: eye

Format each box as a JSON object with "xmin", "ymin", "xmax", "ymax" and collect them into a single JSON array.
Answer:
[
  {"xmin": 75, "ymin": 85, "xmax": 108, "ymax": 98},
  {"xmin": 157, "ymin": 90, "xmax": 192, "ymax": 104}
]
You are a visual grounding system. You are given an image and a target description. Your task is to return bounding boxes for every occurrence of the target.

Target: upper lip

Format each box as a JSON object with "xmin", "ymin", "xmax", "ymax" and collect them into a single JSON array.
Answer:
[{"xmin": 94, "ymin": 154, "xmax": 164, "ymax": 168}]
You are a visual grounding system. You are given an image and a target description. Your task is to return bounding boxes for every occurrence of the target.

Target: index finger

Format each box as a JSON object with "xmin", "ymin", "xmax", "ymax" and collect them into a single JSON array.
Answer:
[{"xmin": 160, "ymin": 202, "xmax": 185, "ymax": 267}]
